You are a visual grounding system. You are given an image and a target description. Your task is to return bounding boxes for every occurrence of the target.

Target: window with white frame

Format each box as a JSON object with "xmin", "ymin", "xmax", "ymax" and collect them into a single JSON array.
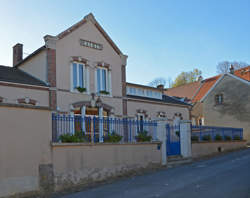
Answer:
[
  {"xmin": 146, "ymin": 90, "xmax": 153, "ymax": 97},
  {"xmin": 137, "ymin": 88, "xmax": 144, "ymax": 96},
  {"xmin": 96, "ymin": 67, "xmax": 111, "ymax": 94},
  {"xmin": 71, "ymin": 62, "xmax": 87, "ymax": 92}
]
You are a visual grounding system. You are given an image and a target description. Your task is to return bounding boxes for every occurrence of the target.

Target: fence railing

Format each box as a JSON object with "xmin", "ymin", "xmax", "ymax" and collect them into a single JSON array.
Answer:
[
  {"xmin": 52, "ymin": 113, "xmax": 158, "ymax": 143},
  {"xmin": 191, "ymin": 125, "xmax": 243, "ymax": 142}
]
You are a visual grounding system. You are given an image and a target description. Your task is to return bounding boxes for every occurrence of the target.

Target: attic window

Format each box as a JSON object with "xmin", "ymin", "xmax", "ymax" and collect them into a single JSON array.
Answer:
[
  {"xmin": 215, "ymin": 94, "xmax": 223, "ymax": 105},
  {"xmin": 79, "ymin": 39, "xmax": 103, "ymax": 50}
]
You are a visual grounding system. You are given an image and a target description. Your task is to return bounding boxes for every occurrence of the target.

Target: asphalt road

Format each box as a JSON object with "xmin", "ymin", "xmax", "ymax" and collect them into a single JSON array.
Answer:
[{"xmin": 60, "ymin": 149, "xmax": 250, "ymax": 198}]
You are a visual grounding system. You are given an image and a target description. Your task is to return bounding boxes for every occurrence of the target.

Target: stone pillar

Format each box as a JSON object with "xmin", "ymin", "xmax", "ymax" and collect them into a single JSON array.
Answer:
[
  {"xmin": 180, "ymin": 120, "xmax": 192, "ymax": 158},
  {"xmin": 156, "ymin": 119, "xmax": 168, "ymax": 166},
  {"xmin": 81, "ymin": 106, "xmax": 86, "ymax": 133},
  {"xmin": 99, "ymin": 107, "xmax": 104, "ymax": 142}
]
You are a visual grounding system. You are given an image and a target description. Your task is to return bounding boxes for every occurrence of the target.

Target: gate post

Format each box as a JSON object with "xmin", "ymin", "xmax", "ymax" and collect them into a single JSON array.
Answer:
[
  {"xmin": 180, "ymin": 120, "xmax": 192, "ymax": 158},
  {"xmin": 156, "ymin": 119, "xmax": 168, "ymax": 166}
]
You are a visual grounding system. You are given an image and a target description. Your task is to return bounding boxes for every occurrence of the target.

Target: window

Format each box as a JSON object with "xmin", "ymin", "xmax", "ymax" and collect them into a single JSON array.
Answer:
[
  {"xmin": 146, "ymin": 90, "xmax": 153, "ymax": 97},
  {"xmin": 71, "ymin": 62, "xmax": 87, "ymax": 91},
  {"xmin": 128, "ymin": 87, "xmax": 136, "ymax": 95},
  {"xmin": 215, "ymin": 94, "xmax": 223, "ymax": 105},
  {"xmin": 198, "ymin": 117, "xmax": 204, "ymax": 126},
  {"xmin": 137, "ymin": 113, "xmax": 145, "ymax": 132},
  {"xmin": 137, "ymin": 88, "xmax": 144, "ymax": 96},
  {"xmin": 97, "ymin": 67, "xmax": 110, "ymax": 94}
]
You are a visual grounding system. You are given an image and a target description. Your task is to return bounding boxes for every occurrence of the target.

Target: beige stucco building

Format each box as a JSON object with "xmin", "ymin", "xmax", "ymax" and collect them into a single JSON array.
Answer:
[{"xmin": 0, "ymin": 13, "xmax": 190, "ymax": 122}]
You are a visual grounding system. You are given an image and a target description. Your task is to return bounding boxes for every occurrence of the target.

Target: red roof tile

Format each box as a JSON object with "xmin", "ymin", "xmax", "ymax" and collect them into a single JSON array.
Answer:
[
  {"xmin": 192, "ymin": 75, "xmax": 221, "ymax": 102},
  {"xmin": 164, "ymin": 81, "xmax": 201, "ymax": 100},
  {"xmin": 234, "ymin": 66, "xmax": 250, "ymax": 81}
]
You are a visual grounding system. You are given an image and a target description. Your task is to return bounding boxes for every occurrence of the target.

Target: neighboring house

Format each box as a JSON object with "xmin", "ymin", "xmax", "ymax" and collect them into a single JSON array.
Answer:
[
  {"xmin": 0, "ymin": 65, "xmax": 49, "ymax": 107},
  {"xmin": 166, "ymin": 66, "xmax": 250, "ymax": 142},
  {"xmin": 200, "ymin": 70, "xmax": 250, "ymax": 142},
  {"xmin": 0, "ymin": 13, "xmax": 190, "ymax": 123}
]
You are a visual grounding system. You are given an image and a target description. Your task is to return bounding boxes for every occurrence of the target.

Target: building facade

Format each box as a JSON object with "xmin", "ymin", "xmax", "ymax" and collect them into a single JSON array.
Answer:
[
  {"xmin": 0, "ymin": 13, "xmax": 190, "ymax": 123},
  {"xmin": 201, "ymin": 73, "xmax": 250, "ymax": 142}
]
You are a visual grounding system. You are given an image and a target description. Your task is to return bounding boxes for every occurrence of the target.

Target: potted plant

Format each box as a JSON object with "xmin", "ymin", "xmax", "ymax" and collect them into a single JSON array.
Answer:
[
  {"xmin": 224, "ymin": 135, "xmax": 232, "ymax": 141},
  {"xmin": 202, "ymin": 134, "xmax": 211, "ymax": 141},
  {"xmin": 215, "ymin": 134, "xmax": 223, "ymax": 141},
  {"xmin": 135, "ymin": 130, "xmax": 152, "ymax": 142},
  {"xmin": 103, "ymin": 131, "xmax": 123, "ymax": 143},
  {"xmin": 76, "ymin": 86, "xmax": 86, "ymax": 93},
  {"xmin": 191, "ymin": 135, "xmax": 199, "ymax": 142},
  {"xmin": 99, "ymin": 90, "xmax": 110, "ymax": 95},
  {"xmin": 59, "ymin": 131, "xmax": 89, "ymax": 143},
  {"xmin": 233, "ymin": 135, "xmax": 241, "ymax": 141}
]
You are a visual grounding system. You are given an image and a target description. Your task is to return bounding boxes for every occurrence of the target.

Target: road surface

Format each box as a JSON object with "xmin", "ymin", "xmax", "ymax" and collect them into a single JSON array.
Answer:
[{"xmin": 59, "ymin": 149, "xmax": 250, "ymax": 198}]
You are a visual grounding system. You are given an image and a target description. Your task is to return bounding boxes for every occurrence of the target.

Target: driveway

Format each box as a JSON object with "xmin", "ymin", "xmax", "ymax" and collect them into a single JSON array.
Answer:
[{"xmin": 59, "ymin": 149, "xmax": 250, "ymax": 198}]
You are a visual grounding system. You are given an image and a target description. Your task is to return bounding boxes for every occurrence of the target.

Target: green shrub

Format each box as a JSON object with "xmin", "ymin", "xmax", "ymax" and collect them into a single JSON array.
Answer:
[
  {"xmin": 233, "ymin": 135, "xmax": 241, "ymax": 141},
  {"xmin": 76, "ymin": 86, "xmax": 86, "ymax": 93},
  {"xmin": 215, "ymin": 134, "xmax": 223, "ymax": 141},
  {"xmin": 59, "ymin": 131, "xmax": 89, "ymax": 143},
  {"xmin": 224, "ymin": 135, "xmax": 232, "ymax": 141},
  {"xmin": 136, "ymin": 130, "xmax": 152, "ymax": 142},
  {"xmin": 99, "ymin": 90, "xmax": 110, "ymax": 95},
  {"xmin": 202, "ymin": 135, "xmax": 211, "ymax": 141},
  {"xmin": 103, "ymin": 132, "xmax": 123, "ymax": 143},
  {"xmin": 191, "ymin": 135, "xmax": 199, "ymax": 142}
]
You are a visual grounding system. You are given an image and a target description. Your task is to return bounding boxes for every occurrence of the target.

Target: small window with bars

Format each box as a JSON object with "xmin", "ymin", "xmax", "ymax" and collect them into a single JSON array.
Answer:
[{"xmin": 215, "ymin": 94, "xmax": 223, "ymax": 105}]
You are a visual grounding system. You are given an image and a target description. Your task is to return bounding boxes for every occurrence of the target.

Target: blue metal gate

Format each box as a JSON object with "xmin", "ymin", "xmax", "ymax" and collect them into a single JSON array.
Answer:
[{"xmin": 166, "ymin": 124, "xmax": 181, "ymax": 156}]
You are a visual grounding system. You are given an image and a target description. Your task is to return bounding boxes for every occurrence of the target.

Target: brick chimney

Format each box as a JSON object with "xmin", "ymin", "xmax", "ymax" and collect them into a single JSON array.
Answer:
[
  {"xmin": 13, "ymin": 43, "xmax": 23, "ymax": 66},
  {"xmin": 157, "ymin": 84, "xmax": 164, "ymax": 89}
]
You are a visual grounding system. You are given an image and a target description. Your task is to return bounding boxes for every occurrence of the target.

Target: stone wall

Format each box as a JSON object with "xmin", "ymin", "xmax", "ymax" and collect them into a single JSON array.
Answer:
[
  {"xmin": 0, "ymin": 105, "xmax": 52, "ymax": 198},
  {"xmin": 51, "ymin": 142, "xmax": 162, "ymax": 191},
  {"xmin": 192, "ymin": 141, "xmax": 246, "ymax": 158},
  {"xmin": 0, "ymin": 105, "xmax": 162, "ymax": 197}
]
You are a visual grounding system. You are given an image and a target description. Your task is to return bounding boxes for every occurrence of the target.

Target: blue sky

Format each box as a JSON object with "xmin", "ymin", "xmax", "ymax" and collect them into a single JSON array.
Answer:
[{"xmin": 0, "ymin": 0, "xmax": 249, "ymax": 86}]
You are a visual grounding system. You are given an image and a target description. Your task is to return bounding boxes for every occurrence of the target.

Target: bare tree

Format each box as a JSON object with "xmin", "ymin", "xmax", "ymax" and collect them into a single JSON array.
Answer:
[
  {"xmin": 149, "ymin": 77, "xmax": 167, "ymax": 88},
  {"xmin": 216, "ymin": 61, "xmax": 249, "ymax": 74}
]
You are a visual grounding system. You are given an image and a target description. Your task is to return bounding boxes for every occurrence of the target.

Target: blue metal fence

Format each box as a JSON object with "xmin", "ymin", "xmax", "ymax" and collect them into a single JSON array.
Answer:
[
  {"xmin": 191, "ymin": 125, "xmax": 243, "ymax": 141},
  {"xmin": 52, "ymin": 113, "xmax": 158, "ymax": 143},
  {"xmin": 166, "ymin": 125, "xmax": 181, "ymax": 156}
]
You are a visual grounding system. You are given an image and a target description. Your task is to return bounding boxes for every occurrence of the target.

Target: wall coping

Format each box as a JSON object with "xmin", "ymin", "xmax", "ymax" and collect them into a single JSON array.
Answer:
[
  {"xmin": 0, "ymin": 102, "xmax": 51, "ymax": 110},
  {"xmin": 192, "ymin": 140, "xmax": 246, "ymax": 144},
  {"xmin": 51, "ymin": 141, "xmax": 162, "ymax": 147}
]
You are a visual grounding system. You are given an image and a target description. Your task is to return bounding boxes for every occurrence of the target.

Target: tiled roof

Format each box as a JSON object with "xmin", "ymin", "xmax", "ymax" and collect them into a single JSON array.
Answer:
[
  {"xmin": 192, "ymin": 75, "xmax": 221, "ymax": 102},
  {"xmin": 0, "ymin": 65, "xmax": 48, "ymax": 87},
  {"xmin": 164, "ymin": 81, "xmax": 201, "ymax": 100},
  {"xmin": 127, "ymin": 94, "xmax": 191, "ymax": 106},
  {"xmin": 165, "ymin": 66, "xmax": 250, "ymax": 104},
  {"xmin": 192, "ymin": 66, "xmax": 250, "ymax": 102},
  {"xmin": 234, "ymin": 66, "xmax": 250, "ymax": 81}
]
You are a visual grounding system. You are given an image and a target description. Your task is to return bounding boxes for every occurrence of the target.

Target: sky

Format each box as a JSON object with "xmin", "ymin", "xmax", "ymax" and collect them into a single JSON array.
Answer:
[{"xmin": 0, "ymin": 0, "xmax": 249, "ymax": 86}]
